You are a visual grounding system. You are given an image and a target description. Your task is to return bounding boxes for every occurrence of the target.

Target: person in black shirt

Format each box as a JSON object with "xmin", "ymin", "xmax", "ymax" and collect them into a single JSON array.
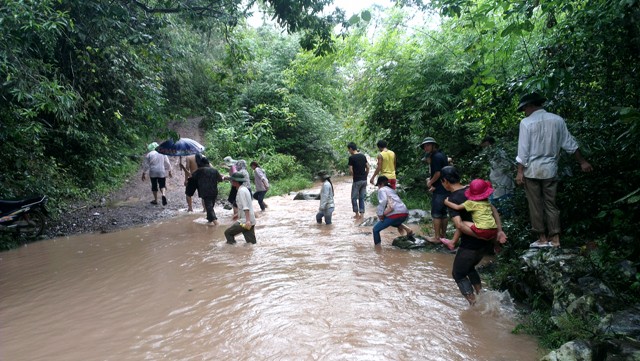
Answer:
[
  {"xmin": 441, "ymin": 166, "xmax": 507, "ymax": 306},
  {"xmin": 347, "ymin": 142, "xmax": 370, "ymax": 218},
  {"xmin": 186, "ymin": 157, "xmax": 224, "ymax": 225}
]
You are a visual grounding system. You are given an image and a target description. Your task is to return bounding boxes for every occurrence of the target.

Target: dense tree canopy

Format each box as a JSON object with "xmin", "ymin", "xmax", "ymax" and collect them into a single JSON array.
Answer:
[{"xmin": 2, "ymin": 0, "xmax": 639, "ymax": 346}]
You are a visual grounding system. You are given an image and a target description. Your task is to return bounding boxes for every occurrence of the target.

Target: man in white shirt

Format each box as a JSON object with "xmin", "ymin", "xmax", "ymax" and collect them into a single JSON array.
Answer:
[
  {"xmin": 141, "ymin": 142, "xmax": 172, "ymax": 206},
  {"xmin": 224, "ymin": 172, "xmax": 257, "ymax": 244},
  {"xmin": 515, "ymin": 93, "xmax": 593, "ymax": 248}
]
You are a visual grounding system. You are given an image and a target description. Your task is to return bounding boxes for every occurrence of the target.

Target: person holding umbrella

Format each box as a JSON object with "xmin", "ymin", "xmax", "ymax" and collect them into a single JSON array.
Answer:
[
  {"xmin": 155, "ymin": 137, "xmax": 206, "ymax": 210},
  {"xmin": 142, "ymin": 142, "xmax": 173, "ymax": 205}
]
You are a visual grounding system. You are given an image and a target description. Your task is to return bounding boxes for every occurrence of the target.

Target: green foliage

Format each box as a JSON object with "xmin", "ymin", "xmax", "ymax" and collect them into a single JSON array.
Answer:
[
  {"xmin": 260, "ymin": 153, "xmax": 305, "ymax": 181},
  {"xmin": 514, "ymin": 309, "xmax": 603, "ymax": 350},
  {"xmin": 268, "ymin": 175, "xmax": 314, "ymax": 196}
]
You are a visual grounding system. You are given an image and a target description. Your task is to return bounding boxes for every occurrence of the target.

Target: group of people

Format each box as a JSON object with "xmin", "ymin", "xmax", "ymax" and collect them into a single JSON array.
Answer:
[
  {"xmin": 141, "ymin": 92, "xmax": 593, "ymax": 306},
  {"xmin": 141, "ymin": 147, "xmax": 270, "ymax": 245},
  {"xmin": 334, "ymin": 93, "xmax": 592, "ymax": 305}
]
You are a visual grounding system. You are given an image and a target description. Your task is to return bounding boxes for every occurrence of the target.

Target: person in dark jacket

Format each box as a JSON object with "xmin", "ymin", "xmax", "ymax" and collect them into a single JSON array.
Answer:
[{"xmin": 186, "ymin": 156, "xmax": 224, "ymax": 224}]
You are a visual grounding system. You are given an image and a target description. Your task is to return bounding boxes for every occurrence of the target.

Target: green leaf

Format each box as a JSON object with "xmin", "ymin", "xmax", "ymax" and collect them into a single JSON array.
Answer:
[
  {"xmin": 348, "ymin": 14, "xmax": 360, "ymax": 25},
  {"xmin": 361, "ymin": 10, "xmax": 371, "ymax": 22}
]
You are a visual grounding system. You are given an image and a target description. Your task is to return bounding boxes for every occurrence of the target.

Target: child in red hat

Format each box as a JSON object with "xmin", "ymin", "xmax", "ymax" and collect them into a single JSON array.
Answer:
[{"xmin": 441, "ymin": 179, "xmax": 499, "ymax": 250}]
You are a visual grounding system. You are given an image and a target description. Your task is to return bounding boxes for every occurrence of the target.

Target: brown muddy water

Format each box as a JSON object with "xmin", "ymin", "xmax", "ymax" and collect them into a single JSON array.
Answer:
[{"xmin": 0, "ymin": 179, "xmax": 543, "ymax": 361}]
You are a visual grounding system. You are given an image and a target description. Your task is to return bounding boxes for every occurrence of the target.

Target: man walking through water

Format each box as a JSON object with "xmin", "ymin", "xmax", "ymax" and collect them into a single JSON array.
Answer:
[
  {"xmin": 348, "ymin": 142, "xmax": 369, "ymax": 218},
  {"xmin": 224, "ymin": 172, "xmax": 257, "ymax": 244},
  {"xmin": 369, "ymin": 140, "xmax": 397, "ymax": 189},
  {"xmin": 516, "ymin": 93, "xmax": 593, "ymax": 248}
]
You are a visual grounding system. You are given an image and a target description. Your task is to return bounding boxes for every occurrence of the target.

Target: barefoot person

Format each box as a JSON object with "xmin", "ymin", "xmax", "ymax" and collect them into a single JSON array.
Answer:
[
  {"xmin": 418, "ymin": 136, "xmax": 449, "ymax": 243},
  {"xmin": 347, "ymin": 142, "xmax": 369, "ymax": 218},
  {"xmin": 182, "ymin": 153, "xmax": 204, "ymax": 212},
  {"xmin": 372, "ymin": 176, "xmax": 414, "ymax": 246},
  {"xmin": 141, "ymin": 142, "xmax": 172, "ymax": 206},
  {"xmin": 224, "ymin": 172, "xmax": 256, "ymax": 244},
  {"xmin": 440, "ymin": 166, "xmax": 507, "ymax": 306}
]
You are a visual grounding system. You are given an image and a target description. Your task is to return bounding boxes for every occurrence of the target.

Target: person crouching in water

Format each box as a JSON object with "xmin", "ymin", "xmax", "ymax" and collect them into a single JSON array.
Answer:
[
  {"xmin": 373, "ymin": 176, "xmax": 414, "ymax": 246},
  {"xmin": 224, "ymin": 172, "xmax": 257, "ymax": 244},
  {"xmin": 316, "ymin": 172, "xmax": 335, "ymax": 225}
]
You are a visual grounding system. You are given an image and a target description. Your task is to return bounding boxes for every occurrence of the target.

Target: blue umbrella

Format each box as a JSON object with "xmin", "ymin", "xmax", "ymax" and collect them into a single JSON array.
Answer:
[{"xmin": 155, "ymin": 138, "xmax": 205, "ymax": 156}]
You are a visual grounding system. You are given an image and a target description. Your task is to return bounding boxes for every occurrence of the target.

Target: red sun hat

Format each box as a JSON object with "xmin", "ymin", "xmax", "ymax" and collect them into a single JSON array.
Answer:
[{"xmin": 465, "ymin": 179, "xmax": 494, "ymax": 201}]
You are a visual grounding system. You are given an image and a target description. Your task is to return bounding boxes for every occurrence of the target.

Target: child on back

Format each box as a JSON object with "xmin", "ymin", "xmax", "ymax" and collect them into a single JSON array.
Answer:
[{"xmin": 441, "ymin": 179, "xmax": 499, "ymax": 250}]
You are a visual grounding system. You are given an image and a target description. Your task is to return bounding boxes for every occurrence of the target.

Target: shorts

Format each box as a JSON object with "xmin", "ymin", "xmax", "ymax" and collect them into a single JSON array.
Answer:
[
  {"xmin": 388, "ymin": 178, "xmax": 397, "ymax": 190},
  {"xmin": 150, "ymin": 177, "xmax": 166, "ymax": 192},
  {"xmin": 431, "ymin": 192, "xmax": 448, "ymax": 219},
  {"xmin": 471, "ymin": 224, "xmax": 498, "ymax": 240},
  {"xmin": 185, "ymin": 177, "xmax": 198, "ymax": 197}
]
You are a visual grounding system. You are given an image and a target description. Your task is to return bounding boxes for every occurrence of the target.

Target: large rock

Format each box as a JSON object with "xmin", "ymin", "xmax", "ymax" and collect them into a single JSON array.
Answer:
[
  {"xmin": 293, "ymin": 192, "xmax": 320, "ymax": 200},
  {"xmin": 541, "ymin": 340, "xmax": 593, "ymax": 361},
  {"xmin": 392, "ymin": 235, "xmax": 428, "ymax": 249}
]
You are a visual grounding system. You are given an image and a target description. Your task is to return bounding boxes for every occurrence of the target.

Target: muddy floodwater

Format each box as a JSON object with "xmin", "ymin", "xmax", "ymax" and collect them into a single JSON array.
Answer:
[{"xmin": 0, "ymin": 179, "xmax": 543, "ymax": 360}]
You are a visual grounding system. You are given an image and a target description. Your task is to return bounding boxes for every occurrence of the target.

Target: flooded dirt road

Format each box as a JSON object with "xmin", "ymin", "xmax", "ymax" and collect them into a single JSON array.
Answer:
[{"xmin": 0, "ymin": 179, "xmax": 543, "ymax": 360}]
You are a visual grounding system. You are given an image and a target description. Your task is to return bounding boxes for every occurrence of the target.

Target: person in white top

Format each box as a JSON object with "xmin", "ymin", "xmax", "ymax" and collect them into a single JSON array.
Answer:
[
  {"xmin": 515, "ymin": 93, "xmax": 593, "ymax": 248},
  {"xmin": 224, "ymin": 172, "xmax": 257, "ymax": 244},
  {"xmin": 141, "ymin": 142, "xmax": 172, "ymax": 206},
  {"xmin": 316, "ymin": 172, "xmax": 335, "ymax": 225},
  {"xmin": 373, "ymin": 176, "xmax": 414, "ymax": 246},
  {"xmin": 250, "ymin": 161, "xmax": 270, "ymax": 211}
]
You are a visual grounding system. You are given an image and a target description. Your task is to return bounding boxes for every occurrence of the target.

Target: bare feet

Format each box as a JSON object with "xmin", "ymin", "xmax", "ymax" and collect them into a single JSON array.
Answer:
[{"xmin": 440, "ymin": 238, "xmax": 456, "ymax": 250}]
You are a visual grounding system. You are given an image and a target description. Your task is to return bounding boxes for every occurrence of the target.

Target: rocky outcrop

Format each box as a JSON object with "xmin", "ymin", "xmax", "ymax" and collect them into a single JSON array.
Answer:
[{"xmin": 518, "ymin": 249, "xmax": 640, "ymax": 360}]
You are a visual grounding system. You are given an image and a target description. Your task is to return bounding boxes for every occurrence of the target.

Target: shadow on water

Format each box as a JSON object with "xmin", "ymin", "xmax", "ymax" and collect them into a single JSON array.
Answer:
[{"xmin": 0, "ymin": 178, "xmax": 543, "ymax": 360}]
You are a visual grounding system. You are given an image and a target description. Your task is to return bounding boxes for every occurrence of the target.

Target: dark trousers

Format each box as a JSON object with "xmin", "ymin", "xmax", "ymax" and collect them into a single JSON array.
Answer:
[
  {"xmin": 224, "ymin": 222, "xmax": 257, "ymax": 244},
  {"xmin": 203, "ymin": 196, "xmax": 217, "ymax": 222},
  {"xmin": 253, "ymin": 191, "xmax": 267, "ymax": 211},
  {"xmin": 452, "ymin": 246, "xmax": 486, "ymax": 296}
]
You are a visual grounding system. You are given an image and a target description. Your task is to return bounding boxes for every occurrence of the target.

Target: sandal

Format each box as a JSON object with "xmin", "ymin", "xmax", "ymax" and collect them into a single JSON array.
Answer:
[{"xmin": 150, "ymin": 200, "xmax": 158, "ymax": 205}]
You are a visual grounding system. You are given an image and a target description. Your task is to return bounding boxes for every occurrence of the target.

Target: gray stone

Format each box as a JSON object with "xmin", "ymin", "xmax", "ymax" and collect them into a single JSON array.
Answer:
[
  {"xmin": 293, "ymin": 192, "xmax": 320, "ymax": 200},
  {"xmin": 541, "ymin": 340, "xmax": 593, "ymax": 361},
  {"xmin": 600, "ymin": 304, "xmax": 640, "ymax": 339}
]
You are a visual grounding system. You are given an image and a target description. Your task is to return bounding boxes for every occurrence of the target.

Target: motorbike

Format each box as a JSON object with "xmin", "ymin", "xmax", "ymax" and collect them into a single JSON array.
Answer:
[{"xmin": 0, "ymin": 195, "xmax": 49, "ymax": 239}]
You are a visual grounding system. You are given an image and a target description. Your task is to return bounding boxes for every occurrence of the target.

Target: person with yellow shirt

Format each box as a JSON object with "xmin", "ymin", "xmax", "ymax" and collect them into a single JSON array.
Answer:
[{"xmin": 369, "ymin": 140, "xmax": 397, "ymax": 189}]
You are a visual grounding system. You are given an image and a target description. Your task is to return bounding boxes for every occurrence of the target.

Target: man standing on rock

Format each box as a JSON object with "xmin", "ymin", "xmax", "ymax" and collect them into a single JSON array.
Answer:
[
  {"xmin": 224, "ymin": 172, "xmax": 256, "ymax": 244},
  {"xmin": 418, "ymin": 137, "xmax": 449, "ymax": 243},
  {"xmin": 348, "ymin": 142, "xmax": 369, "ymax": 218},
  {"xmin": 516, "ymin": 93, "xmax": 593, "ymax": 248}
]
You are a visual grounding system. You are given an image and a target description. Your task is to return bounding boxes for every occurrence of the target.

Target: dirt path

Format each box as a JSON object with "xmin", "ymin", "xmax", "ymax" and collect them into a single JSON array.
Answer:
[{"xmin": 45, "ymin": 117, "xmax": 207, "ymax": 238}]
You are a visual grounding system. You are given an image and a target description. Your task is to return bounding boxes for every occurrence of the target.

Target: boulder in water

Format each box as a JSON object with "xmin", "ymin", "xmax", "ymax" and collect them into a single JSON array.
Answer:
[{"xmin": 293, "ymin": 192, "xmax": 321, "ymax": 200}]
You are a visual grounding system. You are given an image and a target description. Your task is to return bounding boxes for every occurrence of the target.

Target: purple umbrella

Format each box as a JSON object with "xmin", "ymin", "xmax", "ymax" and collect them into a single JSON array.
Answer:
[{"xmin": 155, "ymin": 138, "xmax": 205, "ymax": 156}]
